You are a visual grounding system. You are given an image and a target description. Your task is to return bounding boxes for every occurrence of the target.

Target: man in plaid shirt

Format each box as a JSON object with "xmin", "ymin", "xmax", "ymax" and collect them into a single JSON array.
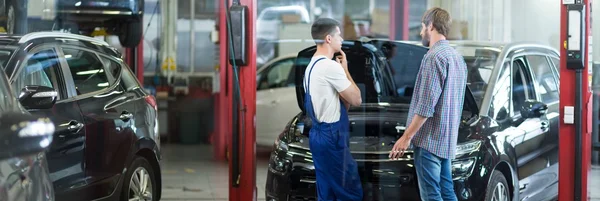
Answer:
[{"xmin": 389, "ymin": 7, "xmax": 467, "ymax": 201}]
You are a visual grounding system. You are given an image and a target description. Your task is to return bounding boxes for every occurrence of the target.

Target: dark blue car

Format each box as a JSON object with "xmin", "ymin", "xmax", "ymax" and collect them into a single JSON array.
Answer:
[{"xmin": 0, "ymin": 57, "xmax": 56, "ymax": 201}]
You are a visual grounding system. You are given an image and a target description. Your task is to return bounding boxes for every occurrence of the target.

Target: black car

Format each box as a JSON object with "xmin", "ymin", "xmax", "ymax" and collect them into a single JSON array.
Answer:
[
  {"xmin": 265, "ymin": 39, "xmax": 560, "ymax": 201},
  {"xmin": 0, "ymin": 31, "xmax": 161, "ymax": 201},
  {"xmin": 54, "ymin": 0, "xmax": 144, "ymax": 48},
  {"xmin": 0, "ymin": 63, "xmax": 55, "ymax": 201}
]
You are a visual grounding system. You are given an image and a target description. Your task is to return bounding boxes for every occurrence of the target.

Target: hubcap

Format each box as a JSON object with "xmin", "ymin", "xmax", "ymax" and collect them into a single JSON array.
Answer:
[
  {"xmin": 492, "ymin": 182, "xmax": 509, "ymax": 201},
  {"xmin": 7, "ymin": 6, "xmax": 14, "ymax": 34},
  {"xmin": 128, "ymin": 167, "xmax": 153, "ymax": 201}
]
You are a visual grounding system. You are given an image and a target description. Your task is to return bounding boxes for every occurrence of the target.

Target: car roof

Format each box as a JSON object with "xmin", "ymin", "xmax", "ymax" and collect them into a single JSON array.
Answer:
[{"xmin": 0, "ymin": 31, "xmax": 111, "ymax": 47}]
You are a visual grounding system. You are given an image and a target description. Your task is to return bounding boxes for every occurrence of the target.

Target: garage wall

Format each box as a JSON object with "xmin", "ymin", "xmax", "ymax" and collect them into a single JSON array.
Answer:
[
  {"xmin": 510, "ymin": 0, "xmax": 561, "ymax": 50},
  {"xmin": 427, "ymin": 0, "xmax": 511, "ymax": 42},
  {"xmin": 427, "ymin": 0, "xmax": 560, "ymax": 50}
]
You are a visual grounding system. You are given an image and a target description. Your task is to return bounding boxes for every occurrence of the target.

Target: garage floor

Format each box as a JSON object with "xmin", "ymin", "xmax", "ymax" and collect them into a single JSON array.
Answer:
[
  {"xmin": 158, "ymin": 144, "xmax": 600, "ymax": 201},
  {"xmin": 159, "ymin": 144, "xmax": 270, "ymax": 200}
]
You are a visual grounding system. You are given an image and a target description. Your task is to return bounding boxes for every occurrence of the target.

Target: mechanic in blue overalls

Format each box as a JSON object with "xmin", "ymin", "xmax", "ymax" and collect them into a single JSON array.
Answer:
[{"xmin": 304, "ymin": 18, "xmax": 364, "ymax": 201}]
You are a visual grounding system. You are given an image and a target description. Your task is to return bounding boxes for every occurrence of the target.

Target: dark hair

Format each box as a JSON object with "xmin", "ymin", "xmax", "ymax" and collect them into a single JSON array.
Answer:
[
  {"xmin": 311, "ymin": 18, "xmax": 340, "ymax": 44},
  {"xmin": 421, "ymin": 7, "xmax": 451, "ymax": 37}
]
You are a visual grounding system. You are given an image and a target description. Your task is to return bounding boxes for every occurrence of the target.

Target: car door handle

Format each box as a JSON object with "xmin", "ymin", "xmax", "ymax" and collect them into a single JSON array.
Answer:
[
  {"xmin": 120, "ymin": 112, "xmax": 133, "ymax": 121},
  {"xmin": 67, "ymin": 121, "xmax": 84, "ymax": 133},
  {"xmin": 541, "ymin": 121, "xmax": 549, "ymax": 130}
]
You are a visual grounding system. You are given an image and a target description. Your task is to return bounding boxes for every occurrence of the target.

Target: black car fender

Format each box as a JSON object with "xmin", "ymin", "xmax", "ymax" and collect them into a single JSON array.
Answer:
[
  {"xmin": 130, "ymin": 137, "xmax": 162, "ymax": 198},
  {"xmin": 488, "ymin": 149, "xmax": 519, "ymax": 200}
]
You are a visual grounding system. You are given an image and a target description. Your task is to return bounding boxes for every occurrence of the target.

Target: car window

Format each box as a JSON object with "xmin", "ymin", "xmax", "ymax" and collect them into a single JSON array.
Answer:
[
  {"xmin": 512, "ymin": 58, "xmax": 536, "ymax": 116},
  {"xmin": 489, "ymin": 61, "xmax": 511, "ymax": 120},
  {"xmin": 11, "ymin": 48, "xmax": 63, "ymax": 99},
  {"xmin": 62, "ymin": 48, "xmax": 110, "ymax": 95},
  {"xmin": 258, "ymin": 58, "xmax": 294, "ymax": 90},
  {"xmin": 99, "ymin": 56, "xmax": 122, "ymax": 80},
  {"xmin": 527, "ymin": 55, "xmax": 559, "ymax": 104},
  {"xmin": 120, "ymin": 65, "xmax": 142, "ymax": 90},
  {"xmin": 550, "ymin": 57, "xmax": 559, "ymax": 74}
]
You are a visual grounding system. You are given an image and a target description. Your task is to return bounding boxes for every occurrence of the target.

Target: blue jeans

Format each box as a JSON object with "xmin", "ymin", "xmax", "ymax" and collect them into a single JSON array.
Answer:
[{"xmin": 414, "ymin": 147, "xmax": 458, "ymax": 201}]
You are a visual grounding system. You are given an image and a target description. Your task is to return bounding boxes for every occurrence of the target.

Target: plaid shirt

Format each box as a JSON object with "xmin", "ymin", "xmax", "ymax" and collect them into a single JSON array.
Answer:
[{"xmin": 407, "ymin": 40, "xmax": 467, "ymax": 159}]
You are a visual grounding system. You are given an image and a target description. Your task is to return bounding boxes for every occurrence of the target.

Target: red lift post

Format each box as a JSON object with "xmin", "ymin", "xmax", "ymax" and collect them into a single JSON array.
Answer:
[
  {"xmin": 217, "ymin": 0, "xmax": 258, "ymax": 200},
  {"xmin": 388, "ymin": 0, "xmax": 410, "ymax": 41},
  {"xmin": 124, "ymin": 41, "xmax": 145, "ymax": 83},
  {"xmin": 559, "ymin": 0, "xmax": 592, "ymax": 201}
]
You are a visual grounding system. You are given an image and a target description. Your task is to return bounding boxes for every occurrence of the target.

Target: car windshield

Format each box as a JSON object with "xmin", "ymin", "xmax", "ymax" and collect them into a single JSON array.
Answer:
[
  {"xmin": 383, "ymin": 43, "xmax": 500, "ymax": 108},
  {"xmin": 296, "ymin": 41, "xmax": 501, "ymax": 109},
  {"xmin": 454, "ymin": 45, "xmax": 501, "ymax": 107}
]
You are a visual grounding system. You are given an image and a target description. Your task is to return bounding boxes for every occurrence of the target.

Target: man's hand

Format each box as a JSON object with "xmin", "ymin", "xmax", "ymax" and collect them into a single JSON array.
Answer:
[
  {"xmin": 389, "ymin": 135, "xmax": 412, "ymax": 159},
  {"xmin": 335, "ymin": 50, "xmax": 348, "ymax": 71}
]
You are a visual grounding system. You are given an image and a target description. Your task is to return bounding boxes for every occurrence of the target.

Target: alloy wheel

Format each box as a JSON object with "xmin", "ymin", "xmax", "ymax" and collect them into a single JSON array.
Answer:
[
  {"xmin": 492, "ymin": 182, "xmax": 509, "ymax": 201},
  {"xmin": 128, "ymin": 167, "xmax": 153, "ymax": 201}
]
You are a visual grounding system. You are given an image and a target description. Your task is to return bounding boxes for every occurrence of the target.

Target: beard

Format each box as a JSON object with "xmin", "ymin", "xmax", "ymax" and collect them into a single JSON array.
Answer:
[{"xmin": 421, "ymin": 32, "xmax": 430, "ymax": 47}]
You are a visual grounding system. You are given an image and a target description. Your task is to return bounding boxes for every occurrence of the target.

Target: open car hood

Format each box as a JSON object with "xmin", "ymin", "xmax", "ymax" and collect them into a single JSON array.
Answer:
[{"xmin": 293, "ymin": 39, "xmax": 480, "ymax": 115}]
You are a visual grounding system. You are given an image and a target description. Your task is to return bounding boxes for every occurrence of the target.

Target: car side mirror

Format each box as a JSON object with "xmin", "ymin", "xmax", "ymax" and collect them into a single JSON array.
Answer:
[
  {"xmin": 0, "ymin": 113, "xmax": 54, "ymax": 160},
  {"xmin": 18, "ymin": 85, "xmax": 58, "ymax": 110},
  {"xmin": 520, "ymin": 100, "xmax": 548, "ymax": 119}
]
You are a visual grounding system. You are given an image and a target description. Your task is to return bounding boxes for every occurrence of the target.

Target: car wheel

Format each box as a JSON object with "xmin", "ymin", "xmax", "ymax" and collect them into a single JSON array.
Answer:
[
  {"xmin": 484, "ymin": 170, "xmax": 510, "ymax": 201},
  {"xmin": 5, "ymin": 1, "xmax": 27, "ymax": 34},
  {"xmin": 121, "ymin": 156, "xmax": 158, "ymax": 201},
  {"xmin": 119, "ymin": 19, "xmax": 142, "ymax": 48}
]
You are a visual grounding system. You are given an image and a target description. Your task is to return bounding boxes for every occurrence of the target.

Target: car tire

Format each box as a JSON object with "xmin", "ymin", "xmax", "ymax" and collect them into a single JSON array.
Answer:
[
  {"xmin": 484, "ymin": 170, "xmax": 511, "ymax": 201},
  {"xmin": 5, "ymin": 1, "xmax": 27, "ymax": 34},
  {"xmin": 120, "ymin": 156, "xmax": 158, "ymax": 201},
  {"xmin": 119, "ymin": 19, "xmax": 142, "ymax": 48}
]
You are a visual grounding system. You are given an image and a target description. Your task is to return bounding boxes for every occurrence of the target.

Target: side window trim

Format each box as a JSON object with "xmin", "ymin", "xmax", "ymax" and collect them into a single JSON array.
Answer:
[
  {"xmin": 55, "ymin": 45, "xmax": 79, "ymax": 99},
  {"xmin": 488, "ymin": 60, "xmax": 511, "ymax": 120},
  {"xmin": 510, "ymin": 55, "xmax": 533, "ymax": 118},
  {"xmin": 547, "ymin": 56, "xmax": 561, "ymax": 79},
  {"xmin": 12, "ymin": 44, "xmax": 69, "ymax": 101}
]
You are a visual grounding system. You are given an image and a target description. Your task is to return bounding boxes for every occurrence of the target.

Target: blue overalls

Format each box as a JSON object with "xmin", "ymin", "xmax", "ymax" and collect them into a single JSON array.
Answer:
[{"xmin": 304, "ymin": 58, "xmax": 363, "ymax": 201}]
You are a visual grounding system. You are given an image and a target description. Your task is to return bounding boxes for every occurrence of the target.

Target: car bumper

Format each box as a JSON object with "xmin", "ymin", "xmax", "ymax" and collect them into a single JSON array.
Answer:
[{"xmin": 265, "ymin": 151, "xmax": 489, "ymax": 201}]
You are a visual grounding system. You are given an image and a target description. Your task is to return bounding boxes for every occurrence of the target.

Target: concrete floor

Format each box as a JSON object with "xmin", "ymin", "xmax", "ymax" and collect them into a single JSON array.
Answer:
[
  {"xmin": 159, "ymin": 144, "xmax": 270, "ymax": 200},
  {"xmin": 158, "ymin": 144, "xmax": 600, "ymax": 201}
]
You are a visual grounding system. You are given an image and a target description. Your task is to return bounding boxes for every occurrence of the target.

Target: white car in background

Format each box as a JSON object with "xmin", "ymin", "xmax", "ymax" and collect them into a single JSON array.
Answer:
[{"xmin": 256, "ymin": 54, "xmax": 300, "ymax": 146}]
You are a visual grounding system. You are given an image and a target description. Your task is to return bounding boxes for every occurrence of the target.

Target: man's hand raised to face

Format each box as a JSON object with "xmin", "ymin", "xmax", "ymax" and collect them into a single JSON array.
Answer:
[
  {"xmin": 335, "ymin": 50, "xmax": 348, "ymax": 71},
  {"xmin": 335, "ymin": 50, "xmax": 362, "ymax": 107}
]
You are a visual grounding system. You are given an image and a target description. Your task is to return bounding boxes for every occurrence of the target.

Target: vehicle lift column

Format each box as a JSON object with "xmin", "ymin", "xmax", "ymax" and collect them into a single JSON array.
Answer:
[
  {"xmin": 217, "ymin": 0, "xmax": 258, "ymax": 200},
  {"xmin": 559, "ymin": 0, "xmax": 592, "ymax": 201},
  {"xmin": 125, "ymin": 34, "xmax": 145, "ymax": 83}
]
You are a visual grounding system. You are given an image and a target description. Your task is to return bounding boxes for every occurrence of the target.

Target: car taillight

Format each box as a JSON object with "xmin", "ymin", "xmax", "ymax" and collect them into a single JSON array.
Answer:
[{"xmin": 145, "ymin": 95, "xmax": 157, "ymax": 110}]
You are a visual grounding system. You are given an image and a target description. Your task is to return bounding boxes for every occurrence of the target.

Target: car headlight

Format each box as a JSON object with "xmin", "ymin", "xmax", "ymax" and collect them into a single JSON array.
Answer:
[
  {"xmin": 452, "ymin": 157, "xmax": 477, "ymax": 180},
  {"xmin": 274, "ymin": 136, "xmax": 289, "ymax": 153},
  {"xmin": 456, "ymin": 140, "xmax": 482, "ymax": 156},
  {"xmin": 269, "ymin": 153, "xmax": 288, "ymax": 173},
  {"xmin": 269, "ymin": 138, "xmax": 291, "ymax": 174}
]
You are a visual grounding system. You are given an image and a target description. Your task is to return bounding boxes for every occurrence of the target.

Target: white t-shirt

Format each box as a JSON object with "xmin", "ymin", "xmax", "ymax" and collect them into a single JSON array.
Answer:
[{"xmin": 303, "ymin": 55, "xmax": 352, "ymax": 123}]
